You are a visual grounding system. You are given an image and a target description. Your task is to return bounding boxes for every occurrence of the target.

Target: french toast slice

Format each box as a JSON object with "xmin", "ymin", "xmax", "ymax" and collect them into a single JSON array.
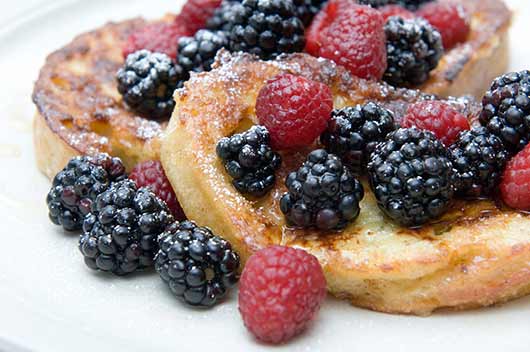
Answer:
[
  {"xmin": 160, "ymin": 51, "xmax": 530, "ymax": 316},
  {"xmin": 33, "ymin": 0, "xmax": 510, "ymax": 179}
]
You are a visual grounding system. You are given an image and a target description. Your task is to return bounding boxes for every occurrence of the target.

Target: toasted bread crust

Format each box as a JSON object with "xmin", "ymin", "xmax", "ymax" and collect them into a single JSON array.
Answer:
[
  {"xmin": 161, "ymin": 51, "xmax": 530, "ymax": 315},
  {"xmin": 32, "ymin": 0, "xmax": 510, "ymax": 179}
]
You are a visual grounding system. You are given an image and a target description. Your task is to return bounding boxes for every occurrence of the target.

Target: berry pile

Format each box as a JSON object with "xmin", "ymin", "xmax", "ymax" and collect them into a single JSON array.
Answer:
[
  {"xmin": 216, "ymin": 125, "xmax": 281, "ymax": 197},
  {"xmin": 156, "ymin": 221, "xmax": 240, "ymax": 307},
  {"xmin": 280, "ymin": 149, "xmax": 364, "ymax": 230}
]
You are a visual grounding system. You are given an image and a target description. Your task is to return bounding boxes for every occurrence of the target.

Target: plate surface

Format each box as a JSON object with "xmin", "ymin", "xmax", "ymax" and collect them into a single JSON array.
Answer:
[{"xmin": 1, "ymin": 0, "xmax": 530, "ymax": 351}]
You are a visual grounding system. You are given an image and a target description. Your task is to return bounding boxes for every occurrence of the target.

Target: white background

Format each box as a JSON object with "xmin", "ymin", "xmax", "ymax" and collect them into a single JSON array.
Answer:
[{"xmin": 0, "ymin": 0, "xmax": 529, "ymax": 351}]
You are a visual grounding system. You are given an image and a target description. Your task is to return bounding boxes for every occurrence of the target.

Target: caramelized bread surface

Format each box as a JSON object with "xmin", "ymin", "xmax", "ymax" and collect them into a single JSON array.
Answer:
[{"xmin": 161, "ymin": 51, "xmax": 530, "ymax": 315}]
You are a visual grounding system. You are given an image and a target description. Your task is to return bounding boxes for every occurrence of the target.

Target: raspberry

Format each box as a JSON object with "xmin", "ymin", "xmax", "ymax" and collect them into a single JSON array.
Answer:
[
  {"xmin": 379, "ymin": 5, "xmax": 415, "ymax": 21},
  {"xmin": 305, "ymin": 1, "xmax": 387, "ymax": 80},
  {"xmin": 238, "ymin": 246, "xmax": 327, "ymax": 344},
  {"xmin": 402, "ymin": 100, "xmax": 470, "ymax": 146},
  {"xmin": 255, "ymin": 73, "xmax": 333, "ymax": 150},
  {"xmin": 175, "ymin": 0, "xmax": 223, "ymax": 34},
  {"xmin": 501, "ymin": 144, "xmax": 530, "ymax": 210},
  {"xmin": 417, "ymin": 2, "xmax": 470, "ymax": 49},
  {"xmin": 129, "ymin": 160, "xmax": 186, "ymax": 220},
  {"xmin": 122, "ymin": 22, "xmax": 191, "ymax": 60}
]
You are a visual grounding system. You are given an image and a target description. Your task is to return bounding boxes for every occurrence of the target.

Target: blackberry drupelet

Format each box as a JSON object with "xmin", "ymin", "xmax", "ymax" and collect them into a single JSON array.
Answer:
[
  {"xmin": 384, "ymin": 17, "xmax": 443, "ymax": 87},
  {"xmin": 117, "ymin": 50, "xmax": 187, "ymax": 120},
  {"xmin": 367, "ymin": 127, "xmax": 454, "ymax": 227},
  {"xmin": 227, "ymin": 0, "xmax": 306, "ymax": 60},
  {"xmin": 46, "ymin": 154, "xmax": 126, "ymax": 231},
  {"xmin": 320, "ymin": 103, "xmax": 395, "ymax": 175},
  {"xmin": 216, "ymin": 125, "xmax": 281, "ymax": 197},
  {"xmin": 449, "ymin": 127, "xmax": 508, "ymax": 197},
  {"xmin": 292, "ymin": 0, "xmax": 329, "ymax": 27},
  {"xmin": 155, "ymin": 221, "xmax": 240, "ymax": 307},
  {"xmin": 79, "ymin": 180, "xmax": 173, "ymax": 275},
  {"xmin": 479, "ymin": 71, "xmax": 530, "ymax": 153},
  {"xmin": 177, "ymin": 30, "xmax": 229, "ymax": 74},
  {"xmin": 280, "ymin": 149, "xmax": 364, "ymax": 230},
  {"xmin": 206, "ymin": 1, "xmax": 240, "ymax": 32}
]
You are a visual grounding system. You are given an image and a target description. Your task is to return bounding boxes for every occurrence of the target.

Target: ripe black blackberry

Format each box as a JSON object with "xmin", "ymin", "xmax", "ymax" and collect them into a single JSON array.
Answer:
[
  {"xmin": 383, "ymin": 17, "xmax": 443, "ymax": 87},
  {"xmin": 227, "ymin": 0, "xmax": 306, "ymax": 60},
  {"xmin": 280, "ymin": 149, "xmax": 364, "ymax": 230},
  {"xmin": 479, "ymin": 71, "xmax": 530, "ymax": 153},
  {"xmin": 177, "ymin": 30, "xmax": 228, "ymax": 74},
  {"xmin": 320, "ymin": 103, "xmax": 395, "ymax": 175},
  {"xmin": 449, "ymin": 127, "xmax": 508, "ymax": 197},
  {"xmin": 216, "ymin": 125, "xmax": 281, "ymax": 197},
  {"xmin": 46, "ymin": 154, "xmax": 126, "ymax": 231},
  {"xmin": 117, "ymin": 50, "xmax": 187, "ymax": 120},
  {"xmin": 292, "ymin": 0, "xmax": 328, "ymax": 26},
  {"xmin": 155, "ymin": 221, "xmax": 240, "ymax": 307},
  {"xmin": 79, "ymin": 180, "xmax": 173, "ymax": 275},
  {"xmin": 367, "ymin": 127, "xmax": 454, "ymax": 227}
]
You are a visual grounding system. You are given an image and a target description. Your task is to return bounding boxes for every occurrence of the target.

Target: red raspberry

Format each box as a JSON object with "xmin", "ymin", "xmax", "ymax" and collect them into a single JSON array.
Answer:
[
  {"xmin": 417, "ymin": 2, "xmax": 471, "ymax": 49},
  {"xmin": 402, "ymin": 101, "xmax": 470, "ymax": 146},
  {"xmin": 305, "ymin": 1, "xmax": 387, "ymax": 80},
  {"xmin": 129, "ymin": 160, "xmax": 186, "ymax": 220},
  {"xmin": 122, "ymin": 22, "xmax": 191, "ymax": 60},
  {"xmin": 238, "ymin": 246, "xmax": 327, "ymax": 344},
  {"xmin": 501, "ymin": 145, "xmax": 530, "ymax": 210},
  {"xmin": 255, "ymin": 73, "xmax": 333, "ymax": 150},
  {"xmin": 175, "ymin": 0, "xmax": 222, "ymax": 34},
  {"xmin": 378, "ymin": 5, "xmax": 415, "ymax": 21}
]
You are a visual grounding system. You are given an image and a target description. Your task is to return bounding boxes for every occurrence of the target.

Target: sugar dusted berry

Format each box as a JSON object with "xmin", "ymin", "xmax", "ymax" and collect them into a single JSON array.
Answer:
[
  {"xmin": 256, "ymin": 73, "xmax": 333, "ymax": 149},
  {"xmin": 122, "ymin": 22, "xmax": 190, "ymax": 60},
  {"xmin": 417, "ymin": 1, "xmax": 470, "ymax": 49},
  {"xmin": 239, "ymin": 245, "xmax": 326, "ymax": 344}
]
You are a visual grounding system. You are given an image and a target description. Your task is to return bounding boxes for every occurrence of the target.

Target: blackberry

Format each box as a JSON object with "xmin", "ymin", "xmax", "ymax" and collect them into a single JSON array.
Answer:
[
  {"xmin": 383, "ymin": 17, "xmax": 443, "ymax": 87},
  {"xmin": 46, "ymin": 154, "xmax": 126, "ymax": 231},
  {"xmin": 320, "ymin": 103, "xmax": 396, "ymax": 175},
  {"xmin": 207, "ymin": 1, "xmax": 240, "ymax": 32},
  {"xmin": 292, "ymin": 0, "xmax": 328, "ymax": 26},
  {"xmin": 367, "ymin": 127, "xmax": 454, "ymax": 227},
  {"xmin": 216, "ymin": 125, "xmax": 281, "ymax": 197},
  {"xmin": 117, "ymin": 50, "xmax": 187, "ymax": 120},
  {"xmin": 79, "ymin": 180, "xmax": 173, "ymax": 275},
  {"xmin": 155, "ymin": 221, "xmax": 240, "ymax": 307},
  {"xmin": 479, "ymin": 71, "xmax": 530, "ymax": 153},
  {"xmin": 177, "ymin": 30, "xmax": 229, "ymax": 74},
  {"xmin": 280, "ymin": 149, "xmax": 364, "ymax": 230},
  {"xmin": 449, "ymin": 127, "xmax": 508, "ymax": 197},
  {"xmin": 227, "ymin": 0, "xmax": 306, "ymax": 60}
]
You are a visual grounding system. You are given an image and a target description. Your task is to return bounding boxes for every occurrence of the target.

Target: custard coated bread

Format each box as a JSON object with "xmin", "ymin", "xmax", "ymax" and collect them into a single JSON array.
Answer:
[
  {"xmin": 161, "ymin": 51, "xmax": 530, "ymax": 315},
  {"xmin": 33, "ymin": 0, "xmax": 511, "ymax": 179}
]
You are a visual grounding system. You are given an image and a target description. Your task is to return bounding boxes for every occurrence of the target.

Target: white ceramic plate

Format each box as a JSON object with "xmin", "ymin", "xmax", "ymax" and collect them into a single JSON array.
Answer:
[{"xmin": 1, "ymin": 0, "xmax": 530, "ymax": 351}]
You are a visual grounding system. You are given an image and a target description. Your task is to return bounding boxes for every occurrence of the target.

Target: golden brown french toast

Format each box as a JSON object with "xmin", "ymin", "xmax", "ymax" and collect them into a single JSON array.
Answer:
[
  {"xmin": 160, "ymin": 51, "xmax": 530, "ymax": 316},
  {"xmin": 32, "ymin": 0, "xmax": 510, "ymax": 179}
]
